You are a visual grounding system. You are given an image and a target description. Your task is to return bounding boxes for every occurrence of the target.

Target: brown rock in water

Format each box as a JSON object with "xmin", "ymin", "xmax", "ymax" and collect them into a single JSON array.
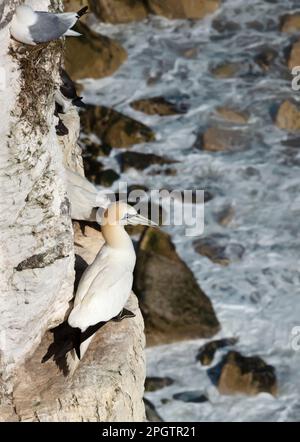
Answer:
[
  {"xmin": 145, "ymin": 377, "xmax": 174, "ymax": 392},
  {"xmin": 216, "ymin": 351, "xmax": 277, "ymax": 396},
  {"xmin": 281, "ymin": 137, "xmax": 300, "ymax": 148},
  {"xmin": 211, "ymin": 62, "xmax": 241, "ymax": 78},
  {"xmin": 201, "ymin": 127, "xmax": 247, "ymax": 152},
  {"xmin": 254, "ymin": 48, "xmax": 277, "ymax": 72},
  {"xmin": 130, "ymin": 97, "xmax": 187, "ymax": 116},
  {"xmin": 94, "ymin": 169, "xmax": 120, "ymax": 187},
  {"xmin": 212, "ymin": 17, "xmax": 241, "ymax": 34},
  {"xmin": 215, "ymin": 107, "xmax": 249, "ymax": 124},
  {"xmin": 83, "ymin": 156, "xmax": 104, "ymax": 183},
  {"xmin": 288, "ymin": 40, "xmax": 300, "ymax": 70},
  {"xmin": 118, "ymin": 151, "xmax": 175, "ymax": 172},
  {"xmin": 215, "ymin": 205, "xmax": 235, "ymax": 226},
  {"xmin": 88, "ymin": 0, "xmax": 148, "ymax": 23},
  {"xmin": 65, "ymin": 22, "xmax": 127, "ymax": 80},
  {"xmin": 82, "ymin": 140, "xmax": 112, "ymax": 158},
  {"xmin": 134, "ymin": 228, "xmax": 220, "ymax": 346},
  {"xmin": 81, "ymin": 105, "xmax": 155, "ymax": 148},
  {"xmin": 147, "ymin": 0, "xmax": 221, "ymax": 20},
  {"xmin": 193, "ymin": 235, "xmax": 245, "ymax": 266},
  {"xmin": 276, "ymin": 100, "xmax": 300, "ymax": 132},
  {"xmin": 196, "ymin": 337, "xmax": 238, "ymax": 366},
  {"xmin": 281, "ymin": 13, "xmax": 300, "ymax": 33}
]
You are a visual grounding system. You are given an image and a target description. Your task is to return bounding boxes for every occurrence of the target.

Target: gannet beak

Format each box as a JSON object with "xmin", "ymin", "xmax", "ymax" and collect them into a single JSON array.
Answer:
[{"xmin": 128, "ymin": 214, "xmax": 158, "ymax": 227}]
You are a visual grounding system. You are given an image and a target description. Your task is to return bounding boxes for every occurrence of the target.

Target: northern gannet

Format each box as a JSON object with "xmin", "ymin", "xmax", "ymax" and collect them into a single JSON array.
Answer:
[
  {"xmin": 65, "ymin": 168, "xmax": 111, "ymax": 221},
  {"xmin": 10, "ymin": 5, "xmax": 88, "ymax": 46},
  {"xmin": 42, "ymin": 201, "xmax": 157, "ymax": 363}
]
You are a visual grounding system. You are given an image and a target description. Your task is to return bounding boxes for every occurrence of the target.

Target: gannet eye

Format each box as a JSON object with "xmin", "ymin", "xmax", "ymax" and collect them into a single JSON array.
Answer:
[{"xmin": 124, "ymin": 213, "xmax": 134, "ymax": 220}]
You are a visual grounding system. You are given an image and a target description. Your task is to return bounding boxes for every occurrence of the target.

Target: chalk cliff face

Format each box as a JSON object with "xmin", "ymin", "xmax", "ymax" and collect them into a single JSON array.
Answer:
[
  {"xmin": 0, "ymin": 0, "xmax": 145, "ymax": 422},
  {"xmin": 0, "ymin": 0, "xmax": 75, "ymax": 409}
]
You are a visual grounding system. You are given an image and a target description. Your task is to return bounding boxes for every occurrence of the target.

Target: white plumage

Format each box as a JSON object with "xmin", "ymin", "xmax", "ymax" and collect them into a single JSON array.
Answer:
[
  {"xmin": 68, "ymin": 201, "xmax": 156, "ymax": 332},
  {"xmin": 10, "ymin": 5, "xmax": 88, "ymax": 45},
  {"xmin": 42, "ymin": 201, "xmax": 157, "ymax": 364},
  {"xmin": 65, "ymin": 168, "xmax": 111, "ymax": 221},
  {"xmin": 68, "ymin": 245, "xmax": 135, "ymax": 330}
]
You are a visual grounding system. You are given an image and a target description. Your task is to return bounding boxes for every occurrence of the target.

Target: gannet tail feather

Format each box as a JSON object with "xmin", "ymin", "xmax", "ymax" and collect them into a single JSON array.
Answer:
[
  {"xmin": 72, "ymin": 97, "xmax": 86, "ymax": 108},
  {"xmin": 42, "ymin": 320, "xmax": 106, "ymax": 364},
  {"xmin": 77, "ymin": 6, "xmax": 88, "ymax": 18}
]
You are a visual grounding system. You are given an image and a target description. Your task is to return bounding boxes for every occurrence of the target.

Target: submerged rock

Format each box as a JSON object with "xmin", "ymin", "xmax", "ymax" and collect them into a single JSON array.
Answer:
[
  {"xmin": 145, "ymin": 377, "xmax": 174, "ymax": 392},
  {"xmin": 94, "ymin": 169, "xmax": 120, "ymax": 187},
  {"xmin": 147, "ymin": 0, "xmax": 221, "ymax": 20},
  {"xmin": 199, "ymin": 127, "xmax": 247, "ymax": 152},
  {"xmin": 214, "ymin": 107, "xmax": 249, "ymax": 124},
  {"xmin": 81, "ymin": 105, "xmax": 155, "ymax": 148},
  {"xmin": 118, "ymin": 151, "xmax": 175, "ymax": 172},
  {"xmin": 89, "ymin": 0, "xmax": 148, "ymax": 23},
  {"xmin": 212, "ymin": 17, "xmax": 241, "ymax": 34},
  {"xmin": 65, "ymin": 22, "xmax": 127, "ymax": 80},
  {"xmin": 214, "ymin": 205, "xmax": 235, "ymax": 226},
  {"xmin": 193, "ymin": 235, "xmax": 245, "ymax": 265},
  {"xmin": 196, "ymin": 337, "xmax": 239, "ymax": 366},
  {"xmin": 173, "ymin": 391, "xmax": 208, "ymax": 404},
  {"xmin": 209, "ymin": 351, "xmax": 277, "ymax": 396},
  {"xmin": 281, "ymin": 137, "xmax": 300, "ymax": 148},
  {"xmin": 130, "ymin": 97, "xmax": 188, "ymax": 116},
  {"xmin": 275, "ymin": 100, "xmax": 300, "ymax": 132},
  {"xmin": 134, "ymin": 228, "xmax": 220, "ymax": 346},
  {"xmin": 254, "ymin": 48, "xmax": 277, "ymax": 72},
  {"xmin": 211, "ymin": 62, "xmax": 242, "ymax": 78}
]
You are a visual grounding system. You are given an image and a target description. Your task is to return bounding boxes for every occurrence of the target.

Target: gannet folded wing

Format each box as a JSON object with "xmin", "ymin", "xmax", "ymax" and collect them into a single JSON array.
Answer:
[
  {"xmin": 68, "ymin": 271, "xmax": 133, "ymax": 331},
  {"xmin": 65, "ymin": 168, "xmax": 110, "ymax": 221},
  {"xmin": 68, "ymin": 255, "xmax": 133, "ymax": 329}
]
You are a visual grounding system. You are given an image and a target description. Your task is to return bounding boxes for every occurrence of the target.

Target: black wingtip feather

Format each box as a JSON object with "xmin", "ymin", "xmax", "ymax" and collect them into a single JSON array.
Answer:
[{"xmin": 77, "ymin": 6, "xmax": 88, "ymax": 18}]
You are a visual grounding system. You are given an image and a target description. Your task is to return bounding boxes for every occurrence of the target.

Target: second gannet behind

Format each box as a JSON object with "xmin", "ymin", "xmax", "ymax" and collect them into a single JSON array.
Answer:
[{"xmin": 65, "ymin": 168, "xmax": 111, "ymax": 221}]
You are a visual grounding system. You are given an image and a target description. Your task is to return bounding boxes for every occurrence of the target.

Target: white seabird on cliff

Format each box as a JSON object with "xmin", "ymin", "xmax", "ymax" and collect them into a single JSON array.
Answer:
[
  {"xmin": 66, "ymin": 168, "xmax": 111, "ymax": 221},
  {"xmin": 10, "ymin": 5, "xmax": 88, "ymax": 45},
  {"xmin": 42, "ymin": 201, "xmax": 157, "ymax": 363}
]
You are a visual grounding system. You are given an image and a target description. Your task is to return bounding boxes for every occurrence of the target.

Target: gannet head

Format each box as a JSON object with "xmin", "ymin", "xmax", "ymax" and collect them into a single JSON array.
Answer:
[
  {"xmin": 102, "ymin": 201, "xmax": 157, "ymax": 227},
  {"xmin": 15, "ymin": 5, "xmax": 36, "ymax": 25}
]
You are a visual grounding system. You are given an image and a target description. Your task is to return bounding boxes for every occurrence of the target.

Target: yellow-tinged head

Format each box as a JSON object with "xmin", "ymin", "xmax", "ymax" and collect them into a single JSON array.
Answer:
[{"xmin": 102, "ymin": 201, "xmax": 157, "ymax": 227}]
